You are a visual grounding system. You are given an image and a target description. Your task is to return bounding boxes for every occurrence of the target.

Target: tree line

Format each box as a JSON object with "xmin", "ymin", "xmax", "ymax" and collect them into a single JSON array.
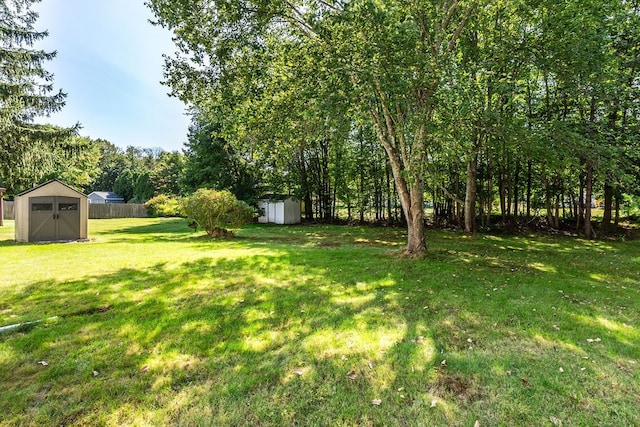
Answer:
[
  {"xmin": 3, "ymin": 0, "xmax": 640, "ymax": 255},
  {"xmin": 145, "ymin": 0, "xmax": 640, "ymax": 254}
]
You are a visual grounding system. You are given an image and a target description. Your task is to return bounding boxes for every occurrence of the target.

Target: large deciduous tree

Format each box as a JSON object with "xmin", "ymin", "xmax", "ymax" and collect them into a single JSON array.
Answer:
[{"xmin": 147, "ymin": 0, "xmax": 482, "ymax": 255}]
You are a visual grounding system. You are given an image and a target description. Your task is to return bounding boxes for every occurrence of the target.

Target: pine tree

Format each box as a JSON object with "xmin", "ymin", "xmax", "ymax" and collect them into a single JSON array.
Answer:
[{"xmin": 0, "ymin": 0, "xmax": 77, "ymax": 192}]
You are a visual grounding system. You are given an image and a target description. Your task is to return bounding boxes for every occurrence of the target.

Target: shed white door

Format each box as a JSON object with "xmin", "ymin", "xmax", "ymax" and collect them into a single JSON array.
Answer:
[{"xmin": 29, "ymin": 196, "xmax": 80, "ymax": 242}]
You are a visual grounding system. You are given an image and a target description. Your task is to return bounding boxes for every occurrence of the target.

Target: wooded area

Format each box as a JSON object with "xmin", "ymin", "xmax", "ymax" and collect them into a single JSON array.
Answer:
[
  {"xmin": 146, "ymin": 0, "xmax": 640, "ymax": 254},
  {"xmin": 2, "ymin": 0, "xmax": 640, "ymax": 254}
]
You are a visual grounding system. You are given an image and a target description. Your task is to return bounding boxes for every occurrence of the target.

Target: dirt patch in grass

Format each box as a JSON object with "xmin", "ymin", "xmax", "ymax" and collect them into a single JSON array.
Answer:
[
  {"xmin": 433, "ymin": 371, "xmax": 483, "ymax": 403},
  {"xmin": 64, "ymin": 305, "xmax": 113, "ymax": 317}
]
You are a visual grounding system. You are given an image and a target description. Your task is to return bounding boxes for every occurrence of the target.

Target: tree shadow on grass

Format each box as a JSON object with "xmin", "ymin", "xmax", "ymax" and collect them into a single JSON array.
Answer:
[{"xmin": 0, "ymin": 226, "xmax": 638, "ymax": 425}]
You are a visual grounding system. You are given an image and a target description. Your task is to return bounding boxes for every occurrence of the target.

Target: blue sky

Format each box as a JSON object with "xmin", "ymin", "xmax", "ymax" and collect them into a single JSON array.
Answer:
[{"xmin": 33, "ymin": 0, "xmax": 191, "ymax": 152}]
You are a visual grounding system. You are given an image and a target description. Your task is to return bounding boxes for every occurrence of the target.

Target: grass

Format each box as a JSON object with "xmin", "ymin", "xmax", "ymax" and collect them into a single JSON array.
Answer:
[{"xmin": 0, "ymin": 218, "xmax": 639, "ymax": 426}]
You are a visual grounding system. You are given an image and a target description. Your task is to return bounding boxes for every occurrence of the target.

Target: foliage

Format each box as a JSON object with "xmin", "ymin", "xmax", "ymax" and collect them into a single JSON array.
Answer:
[
  {"xmin": 183, "ymin": 118, "xmax": 260, "ymax": 203},
  {"xmin": 1, "ymin": 218, "xmax": 639, "ymax": 425},
  {"xmin": 152, "ymin": 150, "xmax": 186, "ymax": 197},
  {"xmin": 131, "ymin": 172, "xmax": 154, "ymax": 203},
  {"xmin": 144, "ymin": 194, "xmax": 183, "ymax": 217},
  {"xmin": 148, "ymin": 0, "xmax": 640, "ymax": 246},
  {"xmin": 87, "ymin": 143, "xmax": 187, "ymax": 203},
  {"xmin": 112, "ymin": 168, "xmax": 136, "ymax": 202},
  {"xmin": 181, "ymin": 188, "xmax": 254, "ymax": 236},
  {"xmin": 0, "ymin": 0, "xmax": 79, "ymax": 193}
]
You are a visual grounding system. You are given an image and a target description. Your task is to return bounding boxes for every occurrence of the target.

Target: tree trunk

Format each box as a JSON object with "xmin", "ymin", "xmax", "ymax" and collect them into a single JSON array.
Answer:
[
  {"xmin": 486, "ymin": 152, "xmax": 493, "ymax": 226},
  {"xmin": 454, "ymin": 170, "xmax": 462, "ymax": 227},
  {"xmin": 406, "ymin": 184, "xmax": 426, "ymax": 254},
  {"xmin": 554, "ymin": 193, "xmax": 560, "ymax": 229},
  {"xmin": 370, "ymin": 96, "xmax": 427, "ymax": 255},
  {"xmin": 526, "ymin": 160, "xmax": 532, "ymax": 218},
  {"xmin": 386, "ymin": 162, "xmax": 393, "ymax": 222},
  {"xmin": 499, "ymin": 165, "xmax": 507, "ymax": 222},
  {"xmin": 299, "ymin": 148, "xmax": 314, "ymax": 220},
  {"xmin": 602, "ymin": 183, "xmax": 613, "ymax": 228},
  {"xmin": 513, "ymin": 161, "xmax": 520, "ymax": 223},
  {"xmin": 577, "ymin": 174, "xmax": 584, "ymax": 231},
  {"xmin": 614, "ymin": 191, "xmax": 620, "ymax": 226},
  {"xmin": 585, "ymin": 162, "xmax": 594, "ymax": 239},
  {"xmin": 464, "ymin": 147, "xmax": 478, "ymax": 233}
]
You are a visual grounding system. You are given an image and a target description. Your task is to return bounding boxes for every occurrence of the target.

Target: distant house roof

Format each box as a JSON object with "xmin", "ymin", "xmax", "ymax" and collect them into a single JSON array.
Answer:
[
  {"xmin": 88, "ymin": 191, "xmax": 124, "ymax": 202},
  {"xmin": 17, "ymin": 179, "xmax": 86, "ymax": 197}
]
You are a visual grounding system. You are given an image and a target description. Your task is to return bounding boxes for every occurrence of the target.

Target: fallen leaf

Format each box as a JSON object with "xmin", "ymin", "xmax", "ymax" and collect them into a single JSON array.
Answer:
[
  {"xmin": 140, "ymin": 365, "xmax": 149, "ymax": 373},
  {"xmin": 521, "ymin": 378, "xmax": 530, "ymax": 387},
  {"xmin": 550, "ymin": 416, "xmax": 562, "ymax": 426},
  {"xmin": 506, "ymin": 370, "xmax": 512, "ymax": 376},
  {"xmin": 294, "ymin": 368, "xmax": 304, "ymax": 376},
  {"xmin": 347, "ymin": 370, "xmax": 357, "ymax": 380},
  {"xmin": 37, "ymin": 360, "xmax": 48, "ymax": 366},
  {"xmin": 430, "ymin": 398, "xmax": 437, "ymax": 408},
  {"xmin": 371, "ymin": 399, "xmax": 382, "ymax": 406}
]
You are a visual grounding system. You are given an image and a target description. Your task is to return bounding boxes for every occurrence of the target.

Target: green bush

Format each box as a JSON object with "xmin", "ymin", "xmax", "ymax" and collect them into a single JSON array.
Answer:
[
  {"xmin": 181, "ymin": 189, "xmax": 254, "ymax": 237},
  {"xmin": 144, "ymin": 195, "xmax": 183, "ymax": 217}
]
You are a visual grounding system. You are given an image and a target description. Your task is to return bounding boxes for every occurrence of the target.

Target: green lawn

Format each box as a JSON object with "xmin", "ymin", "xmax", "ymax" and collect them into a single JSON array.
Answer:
[{"xmin": 1, "ymin": 218, "xmax": 639, "ymax": 426}]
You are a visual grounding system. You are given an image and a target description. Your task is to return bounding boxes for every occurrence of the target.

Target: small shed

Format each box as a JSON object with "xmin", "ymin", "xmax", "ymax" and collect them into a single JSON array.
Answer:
[
  {"xmin": 87, "ymin": 191, "xmax": 124, "ymax": 204},
  {"xmin": 257, "ymin": 195, "xmax": 301, "ymax": 225},
  {"xmin": 14, "ymin": 179, "xmax": 88, "ymax": 242},
  {"xmin": 0, "ymin": 187, "xmax": 5, "ymax": 226}
]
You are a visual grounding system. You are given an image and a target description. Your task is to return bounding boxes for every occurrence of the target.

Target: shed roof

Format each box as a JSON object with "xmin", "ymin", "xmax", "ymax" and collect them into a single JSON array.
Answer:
[
  {"xmin": 16, "ymin": 179, "xmax": 86, "ymax": 197},
  {"xmin": 259, "ymin": 194, "xmax": 297, "ymax": 201}
]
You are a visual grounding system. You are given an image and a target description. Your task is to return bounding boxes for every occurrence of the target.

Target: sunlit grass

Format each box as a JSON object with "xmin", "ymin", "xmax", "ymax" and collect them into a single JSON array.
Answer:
[{"xmin": 0, "ymin": 218, "xmax": 639, "ymax": 426}]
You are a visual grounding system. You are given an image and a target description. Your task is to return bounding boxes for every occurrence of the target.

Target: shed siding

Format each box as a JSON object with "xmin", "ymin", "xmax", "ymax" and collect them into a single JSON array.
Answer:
[
  {"xmin": 15, "ymin": 181, "xmax": 88, "ymax": 242},
  {"xmin": 257, "ymin": 197, "xmax": 301, "ymax": 225}
]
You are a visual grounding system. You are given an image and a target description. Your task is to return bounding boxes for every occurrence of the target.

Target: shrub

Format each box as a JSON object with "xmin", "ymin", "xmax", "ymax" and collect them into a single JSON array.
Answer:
[
  {"xmin": 144, "ymin": 195, "xmax": 183, "ymax": 217},
  {"xmin": 181, "ymin": 189, "xmax": 254, "ymax": 237}
]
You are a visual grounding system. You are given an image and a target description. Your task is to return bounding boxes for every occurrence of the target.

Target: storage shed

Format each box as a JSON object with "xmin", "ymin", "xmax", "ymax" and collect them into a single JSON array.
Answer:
[
  {"xmin": 257, "ymin": 195, "xmax": 301, "ymax": 225},
  {"xmin": 14, "ymin": 179, "xmax": 88, "ymax": 242}
]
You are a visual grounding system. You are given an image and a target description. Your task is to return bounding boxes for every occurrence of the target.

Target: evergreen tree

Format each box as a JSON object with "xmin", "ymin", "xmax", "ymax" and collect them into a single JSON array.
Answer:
[{"xmin": 0, "ymin": 0, "xmax": 77, "ymax": 192}]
